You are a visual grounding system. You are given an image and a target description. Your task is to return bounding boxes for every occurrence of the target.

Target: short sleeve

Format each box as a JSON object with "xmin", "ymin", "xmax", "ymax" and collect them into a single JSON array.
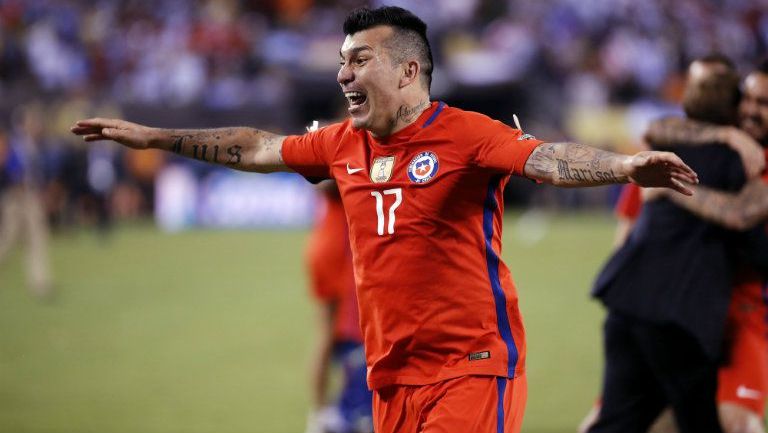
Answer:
[
  {"xmin": 282, "ymin": 121, "xmax": 348, "ymax": 182},
  {"xmin": 615, "ymin": 183, "xmax": 642, "ymax": 220},
  {"xmin": 470, "ymin": 116, "xmax": 543, "ymax": 176}
]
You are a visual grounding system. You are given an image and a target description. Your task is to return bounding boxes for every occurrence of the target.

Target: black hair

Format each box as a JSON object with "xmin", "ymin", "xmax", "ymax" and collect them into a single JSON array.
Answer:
[{"xmin": 343, "ymin": 6, "xmax": 433, "ymax": 91}]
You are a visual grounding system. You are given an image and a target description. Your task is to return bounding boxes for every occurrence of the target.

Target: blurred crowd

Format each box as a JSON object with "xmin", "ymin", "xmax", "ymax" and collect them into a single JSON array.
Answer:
[{"xmin": 1, "ymin": 0, "xmax": 767, "ymax": 228}]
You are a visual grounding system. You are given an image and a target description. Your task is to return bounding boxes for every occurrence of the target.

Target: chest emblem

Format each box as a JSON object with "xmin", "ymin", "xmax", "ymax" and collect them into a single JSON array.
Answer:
[
  {"xmin": 407, "ymin": 151, "xmax": 439, "ymax": 184},
  {"xmin": 370, "ymin": 156, "xmax": 396, "ymax": 183}
]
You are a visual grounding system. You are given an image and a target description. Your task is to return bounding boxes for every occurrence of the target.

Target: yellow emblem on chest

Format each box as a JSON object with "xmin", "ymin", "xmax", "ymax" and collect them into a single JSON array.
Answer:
[{"xmin": 370, "ymin": 156, "xmax": 396, "ymax": 183}]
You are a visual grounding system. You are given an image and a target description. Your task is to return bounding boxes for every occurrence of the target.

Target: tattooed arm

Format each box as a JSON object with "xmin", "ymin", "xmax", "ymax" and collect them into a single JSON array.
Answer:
[
  {"xmin": 660, "ymin": 179, "xmax": 768, "ymax": 230},
  {"xmin": 645, "ymin": 117, "xmax": 764, "ymax": 178},
  {"xmin": 523, "ymin": 142, "xmax": 698, "ymax": 195},
  {"xmin": 644, "ymin": 117, "xmax": 731, "ymax": 147},
  {"xmin": 70, "ymin": 118, "xmax": 288, "ymax": 173}
]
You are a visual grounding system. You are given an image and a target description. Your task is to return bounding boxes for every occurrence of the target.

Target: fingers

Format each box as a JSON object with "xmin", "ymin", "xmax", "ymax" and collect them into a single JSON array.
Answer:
[
  {"xmin": 631, "ymin": 151, "xmax": 700, "ymax": 191},
  {"xmin": 658, "ymin": 152, "xmax": 698, "ymax": 183},
  {"xmin": 669, "ymin": 167, "xmax": 698, "ymax": 184},
  {"xmin": 70, "ymin": 118, "xmax": 131, "ymax": 138},
  {"xmin": 71, "ymin": 126, "xmax": 117, "ymax": 141},
  {"xmin": 642, "ymin": 152, "xmax": 698, "ymax": 184},
  {"xmin": 669, "ymin": 178, "xmax": 693, "ymax": 196},
  {"xmin": 70, "ymin": 125, "xmax": 102, "ymax": 136},
  {"xmin": 71, "ymin": 123, "xmax": 126, "ymax": 144},
  {"xmin": 73, "ymin": 117, "xmax": 126, "ymax": 129},
  {"xmin": 670, "ymin": 170, "xmax": 697, "ymax": 188},
  {"xmin": 82, "ymin": 134, "xmax": 107, "ymax": 142}
]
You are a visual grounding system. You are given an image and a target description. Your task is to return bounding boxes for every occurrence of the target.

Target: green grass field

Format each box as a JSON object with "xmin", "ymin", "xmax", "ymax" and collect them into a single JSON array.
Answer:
[{"xmin": 0, "ymin": 212, "xmax": 615, "ymax": 433}]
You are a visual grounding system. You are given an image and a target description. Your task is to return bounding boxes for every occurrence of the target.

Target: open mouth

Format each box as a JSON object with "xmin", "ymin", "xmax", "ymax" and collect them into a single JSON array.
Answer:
[{"xmin": 344, "ymin": 91, "xmax": 368, "ymax": 109}]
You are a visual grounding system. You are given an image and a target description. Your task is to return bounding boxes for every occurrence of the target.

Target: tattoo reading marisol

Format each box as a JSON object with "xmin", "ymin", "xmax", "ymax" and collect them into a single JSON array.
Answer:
[
  {"xmin": 557, "ymin": 159, "xmax": 620, "ymax": 183},
  {"xmin": 526, "ymin": 142, "xmax": 623, "ymax": 184}
]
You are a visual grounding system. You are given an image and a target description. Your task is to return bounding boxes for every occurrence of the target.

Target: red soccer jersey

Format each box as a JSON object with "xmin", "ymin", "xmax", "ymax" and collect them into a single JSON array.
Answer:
[
  {"xmin": 283, "ymin": 102, "xmax": 543, "ymax": 389},
  {"xmin": 614, "ymin": 183, "xmax": 642, "ymax": 220}
]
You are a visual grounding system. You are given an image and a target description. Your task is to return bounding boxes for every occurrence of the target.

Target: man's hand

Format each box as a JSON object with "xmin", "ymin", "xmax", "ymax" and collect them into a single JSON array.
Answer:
[
  {"xmin": 524, "ymin": 142, "xmax": 699, "ymax": 194},
  {"xmin": 722, "ymin": 127, "xmax": 765, "ymax": 179},
  {"xmin": 71, "ymin": 118, "xmax": 158, "ymax": 149},
  {"xmin": 622, "ymin": 151, "xmax": 699, "ymax": 196},
  {"xmin": 644, "ymin": 117, "xmax": 764, "ymax": 179}
]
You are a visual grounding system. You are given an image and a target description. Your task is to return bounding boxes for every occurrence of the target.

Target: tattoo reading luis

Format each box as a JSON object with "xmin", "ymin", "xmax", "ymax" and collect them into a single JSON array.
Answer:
[{"xmin": 170, "ymin": 135, "xmax": 242, "ymax": 166}]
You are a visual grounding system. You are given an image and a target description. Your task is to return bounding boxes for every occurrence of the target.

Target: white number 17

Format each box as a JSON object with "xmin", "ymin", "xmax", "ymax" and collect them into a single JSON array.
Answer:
[{"xmin": 370, "ymin": 188, "xmax": 402, "ymax": 235}]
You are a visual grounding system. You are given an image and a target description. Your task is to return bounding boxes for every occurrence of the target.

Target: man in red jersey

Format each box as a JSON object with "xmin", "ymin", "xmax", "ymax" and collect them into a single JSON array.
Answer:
[{"xmin": 70, "ymin": 6, "xmax": 697, "ymax": 432}]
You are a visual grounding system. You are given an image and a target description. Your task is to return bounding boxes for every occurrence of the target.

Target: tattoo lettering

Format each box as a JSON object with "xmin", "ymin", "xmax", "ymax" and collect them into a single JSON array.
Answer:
[
  {"xmin": 164, "ymin": 127, "xmax": 282, "ymax": 171},
  {"xmin": 189, "ymin": 142, "xmax": 227, "ymax": 163},
  {"xmin": 396, "ymin": 101, "xmax": 429, "ymax": 124},
  {"xmin": 594, "ymin": 169, "xmax": 619, "ymax": 183},
  {"xmin": 171, "ymin": 135, "xmax": 191, "ymax": 154},
  {"xmin": 192, "ymin": 144, "xmax": 216, "ymax": 162},
  {"xmin": 226, "ymin": 145, "xmax": 243, "ymax": 165},
  {"xmin": 556, "ymin": 158, "xmax": 619, "ymax": 183},
  {"xmin": 557, "ymin": 159, "xmax": 573, "ymax": 181},
  {"xmin": 526, "ymin": 142, "xmax": 624, "ymax": 185}
]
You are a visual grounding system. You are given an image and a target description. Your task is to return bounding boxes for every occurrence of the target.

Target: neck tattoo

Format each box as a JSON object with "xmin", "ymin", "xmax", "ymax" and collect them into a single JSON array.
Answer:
[{"xmin": 396, "ymin": 101, "xmax": 430, "ymax": 125}]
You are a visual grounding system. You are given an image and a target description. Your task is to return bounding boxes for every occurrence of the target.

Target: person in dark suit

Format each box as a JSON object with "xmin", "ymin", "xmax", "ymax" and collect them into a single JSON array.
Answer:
[{"xmin": 588, "ymin": 55, "xmax": 747, "ymax": 433}]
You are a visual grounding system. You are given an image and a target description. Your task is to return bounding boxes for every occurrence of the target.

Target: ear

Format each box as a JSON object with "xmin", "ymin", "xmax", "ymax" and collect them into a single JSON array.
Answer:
[{"xmin": 399, "ymin": 60, "xmax": 420, "ymax": 88}]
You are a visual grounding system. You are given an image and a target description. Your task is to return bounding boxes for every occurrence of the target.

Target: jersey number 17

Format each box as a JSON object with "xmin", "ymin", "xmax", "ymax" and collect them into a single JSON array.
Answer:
[{"xmin": 370, "ymin": 188, "xmax": 402, "ymax": 235}]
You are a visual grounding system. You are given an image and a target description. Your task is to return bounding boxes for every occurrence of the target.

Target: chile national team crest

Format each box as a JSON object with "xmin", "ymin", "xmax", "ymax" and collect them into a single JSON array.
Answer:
[{"xmin": 407, "ymin": 151, "xmax": 439, "ymax": 184}]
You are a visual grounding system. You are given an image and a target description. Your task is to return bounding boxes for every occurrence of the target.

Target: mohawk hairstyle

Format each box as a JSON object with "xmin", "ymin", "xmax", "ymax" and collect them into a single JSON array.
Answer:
[{"xmin": 343, "ymin": 6, "xmax": 434, "ymax": 91}]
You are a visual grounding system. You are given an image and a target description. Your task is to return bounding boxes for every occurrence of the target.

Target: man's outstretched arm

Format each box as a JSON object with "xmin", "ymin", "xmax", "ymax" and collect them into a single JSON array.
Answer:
[
  {"xmin": 71, "ymin": 118, "xmax": 289, "ymax": 173},
  {"xmin": 661, "ymin": 179, "xmax": 768, "ymax": 231},
  {"xmin": 644, "ymin": 116, "xmax": 764, "ymax": 178},
  {"xmin": 523, "ymin": 142, "xmax": 698, "ymax": 195}
]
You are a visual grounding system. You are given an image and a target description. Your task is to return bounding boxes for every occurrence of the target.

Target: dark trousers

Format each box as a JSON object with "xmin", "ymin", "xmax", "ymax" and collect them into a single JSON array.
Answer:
[{"xmin": 588, "ymin": 312, "xmax": 722, "ymax": 433}]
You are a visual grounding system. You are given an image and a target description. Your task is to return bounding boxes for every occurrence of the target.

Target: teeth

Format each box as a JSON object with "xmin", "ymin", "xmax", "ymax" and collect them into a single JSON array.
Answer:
[{"xmin": 345, "ymin": 92, "xmax": 364, "ymax": 98}]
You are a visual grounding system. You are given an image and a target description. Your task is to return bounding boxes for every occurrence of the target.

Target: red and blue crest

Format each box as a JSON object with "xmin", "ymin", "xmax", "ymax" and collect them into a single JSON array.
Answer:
[{"xmin": 407, "ymin": 151, "xmax": 439, "ymax": 184}]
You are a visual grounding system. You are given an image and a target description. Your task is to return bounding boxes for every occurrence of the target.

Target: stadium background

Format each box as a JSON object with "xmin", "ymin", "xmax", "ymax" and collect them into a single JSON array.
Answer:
[{"xmin": 0, "ymin": 0, "xmax": 766, "ymax": 431}]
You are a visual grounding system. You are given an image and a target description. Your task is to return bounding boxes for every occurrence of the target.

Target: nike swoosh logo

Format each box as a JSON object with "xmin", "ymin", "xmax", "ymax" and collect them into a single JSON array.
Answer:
[
  {"xmin": 736, "ymin": 385, "xmax": 763, "ymax": 400},
  {"xmin": 346, "ymin": 163, "xmax": 363, "ymax": 174}
]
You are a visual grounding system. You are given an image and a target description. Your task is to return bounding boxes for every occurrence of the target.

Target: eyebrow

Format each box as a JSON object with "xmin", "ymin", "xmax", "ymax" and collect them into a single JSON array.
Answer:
[{"xmin": 340, "ymin": 45, "xmax": 373, "ymax": 58}]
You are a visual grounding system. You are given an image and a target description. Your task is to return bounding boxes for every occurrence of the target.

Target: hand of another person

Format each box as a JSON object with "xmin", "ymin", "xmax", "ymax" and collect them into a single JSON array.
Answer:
[
  {"xmin": 623, "ymin": 151, "xmax": 699, "ymax": 196},
  {"xmin": 71, "ymin": 118, "xmax": 157, "ymax": 150}
]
